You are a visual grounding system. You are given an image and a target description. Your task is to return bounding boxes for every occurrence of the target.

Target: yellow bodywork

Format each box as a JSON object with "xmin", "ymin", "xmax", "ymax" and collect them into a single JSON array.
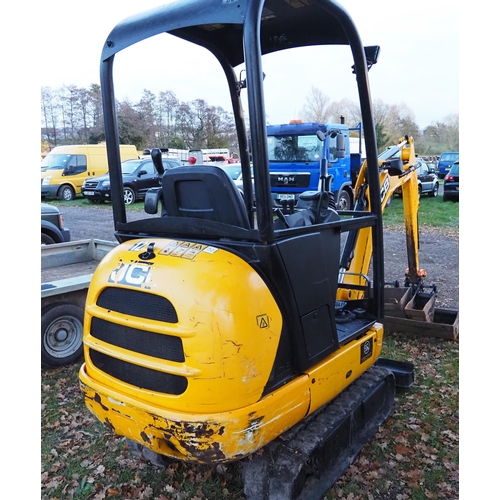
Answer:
[{"xmin": 80, "ymin": 238, "xmax": 383, "ymax": 463}]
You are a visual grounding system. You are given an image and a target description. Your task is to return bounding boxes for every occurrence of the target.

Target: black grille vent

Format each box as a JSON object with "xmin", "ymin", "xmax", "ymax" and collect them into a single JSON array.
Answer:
[
  {"xmin": 90, "ymin": 317, "xmax": 185, "ymax": 362},
  {"xmin": 90, "ymin": 349, "xmax": 188, "ymax": 395},
  {"xmin": 97, "ymin": 287, "xmax": 178, "ymax": 323}
]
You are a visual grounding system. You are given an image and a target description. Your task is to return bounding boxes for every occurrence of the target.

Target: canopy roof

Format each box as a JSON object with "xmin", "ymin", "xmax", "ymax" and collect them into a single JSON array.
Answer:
[{"xmin": 101, "ymin": 0, "xmax": 353, "ymax": 67}]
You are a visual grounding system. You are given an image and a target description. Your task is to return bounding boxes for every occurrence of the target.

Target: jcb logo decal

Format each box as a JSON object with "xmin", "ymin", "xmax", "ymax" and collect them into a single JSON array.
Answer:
[
  {"xmin": 380, "ymin": 174, "xmax": 390, "ymax": 202},
  {"xmin": 108, "ymin": 262, "xmax": 152, "ymax": 287}
]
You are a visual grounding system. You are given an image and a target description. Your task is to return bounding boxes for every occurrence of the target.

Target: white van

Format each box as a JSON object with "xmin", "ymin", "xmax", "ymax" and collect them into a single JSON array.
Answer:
[{"xmin": 41, "ymin": 144, "xmax": 138, "ymax": 200}]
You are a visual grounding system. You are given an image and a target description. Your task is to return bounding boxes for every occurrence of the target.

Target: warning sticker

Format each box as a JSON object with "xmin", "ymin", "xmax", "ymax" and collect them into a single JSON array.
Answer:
[
  {"xmin": 159, "ymin": 240, "xmax": 215, "ymax": 260},
  {"xmin": 256, "ymin": 314, "xmax": 270, "ymax": 329}
]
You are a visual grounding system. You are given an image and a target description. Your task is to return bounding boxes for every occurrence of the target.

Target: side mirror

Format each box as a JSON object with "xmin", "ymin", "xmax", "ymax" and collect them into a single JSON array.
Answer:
[
  {"xmin": 335, "ymin": 134, "xmax": 346, "ymax": 158},
  {"xmin": 62, "ymin": 165, "xmax": 76, "ymax": 176},
  {"xmin": 364, "ymin": 45, "xmax": 380, "ymax": 69},
  {"xmin": 352, "ymin": 45, "xmax": 380, "ymax": 73}
]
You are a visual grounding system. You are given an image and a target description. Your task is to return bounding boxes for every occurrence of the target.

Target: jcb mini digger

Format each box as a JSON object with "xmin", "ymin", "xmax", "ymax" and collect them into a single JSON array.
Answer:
[{"xmin": 79, "ymin": 0, "xmax": 416, "ymax": 498}]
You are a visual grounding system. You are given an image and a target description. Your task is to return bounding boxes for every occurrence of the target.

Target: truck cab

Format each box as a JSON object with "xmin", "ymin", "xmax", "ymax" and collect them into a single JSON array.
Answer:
[{"xmin": 267, "ymin": 121, "xmax": 360, "ymax": 212}]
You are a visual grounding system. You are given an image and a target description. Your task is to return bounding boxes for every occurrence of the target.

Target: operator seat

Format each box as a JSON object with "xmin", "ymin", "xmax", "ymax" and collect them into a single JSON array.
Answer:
[{"xmin": 161, "ymin": 165, "xmax": 251, "ymax": 229}]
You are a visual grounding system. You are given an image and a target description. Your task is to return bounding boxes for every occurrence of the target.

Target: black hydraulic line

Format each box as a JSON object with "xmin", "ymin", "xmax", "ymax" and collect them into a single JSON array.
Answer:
[{"xmin": 339, "ymin": 185, "xmax": 368, "ymax": 269}]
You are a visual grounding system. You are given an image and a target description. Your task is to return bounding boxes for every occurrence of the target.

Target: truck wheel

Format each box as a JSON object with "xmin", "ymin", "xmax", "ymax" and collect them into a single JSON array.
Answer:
[
  {"xmin": 41, "ymin": 233, "xmax": 56, "ymax": 245},
  {"xmin": 123, "ymin": 187, "xmax": 136, "ymax": 205},
  {"xmin": 41, "ymin": 303, "xmax": 84, "ymax": 367},
  {"xmin": 337, "ymin": 190, "xmax": 351, "ymax": 210},
  {"xmin": 58, "ymin": 185, "xmax": 75, "ymax": 201},
  {"xmin": 429, "ymin": 183, "xmax": 439, "ymax": 197}
]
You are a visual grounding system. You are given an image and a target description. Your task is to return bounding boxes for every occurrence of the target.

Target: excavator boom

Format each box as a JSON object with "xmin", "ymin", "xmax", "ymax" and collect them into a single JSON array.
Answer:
[{"xmin": 339, "ymin": 136, "xmax": 423, "ymax": 300}]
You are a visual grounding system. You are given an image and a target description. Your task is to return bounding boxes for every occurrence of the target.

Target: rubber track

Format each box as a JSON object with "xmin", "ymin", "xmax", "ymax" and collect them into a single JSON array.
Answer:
[{"xmin": 242, "ymin": 365, "xmax": 395, "ymax": 500}]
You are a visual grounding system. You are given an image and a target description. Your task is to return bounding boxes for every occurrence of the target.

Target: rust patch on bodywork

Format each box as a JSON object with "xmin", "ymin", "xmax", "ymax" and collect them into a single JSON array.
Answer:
[
  {"xmin": 140, "ymin": 417, "xmax": 228, "ymax": 463},
  {"xmin": 140, "ymin": 431, "xmax": 151, "ymax": 444},
  {"xmin": 93, "ymin": 392, "xmax": 109, "ymax": 412},
  {"xmin": 104, "ymin": 417, "xmax": 115, "ymax": 432}
]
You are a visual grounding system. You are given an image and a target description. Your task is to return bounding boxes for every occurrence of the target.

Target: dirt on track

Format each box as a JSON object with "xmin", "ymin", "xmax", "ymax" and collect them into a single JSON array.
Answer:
[{"xmin": 59, "ymin": 205, "xmax": 459, "ymax": 310}]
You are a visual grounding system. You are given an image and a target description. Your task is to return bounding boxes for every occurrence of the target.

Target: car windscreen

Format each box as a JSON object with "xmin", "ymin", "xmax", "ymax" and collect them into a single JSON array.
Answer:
[
  {"xmin": 41, "ymin": 154, "xmax": 73, "ymax": 170},
  {"xmin": 122, "ymin": 160, "xmax": 145, "ymax": 175},
  {"xmin": 440, "ymin": 153, "xmax": 459, "ymax": 162},
  {"xmin": 220, "ymin": 165, "xmax": 242, "ymax": 179}
]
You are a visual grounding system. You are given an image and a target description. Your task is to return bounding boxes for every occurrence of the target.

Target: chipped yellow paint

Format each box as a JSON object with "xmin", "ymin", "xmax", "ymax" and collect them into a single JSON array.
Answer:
[{"xmin": 80, "ymin": 364, "xmax": 310, "ymax": 463}]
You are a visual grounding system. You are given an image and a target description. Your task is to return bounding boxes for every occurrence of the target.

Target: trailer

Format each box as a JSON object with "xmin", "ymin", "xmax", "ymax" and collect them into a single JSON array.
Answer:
[{"xmin": 41, "ymin": 239, "xmax": 116, "ymax": 367}]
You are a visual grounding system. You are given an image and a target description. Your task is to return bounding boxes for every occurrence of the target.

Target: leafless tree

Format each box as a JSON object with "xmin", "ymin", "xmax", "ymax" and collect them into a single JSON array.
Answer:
[
  {"xmin": 300, "ymin": 87, "xmax": 336, "ymax": 123},
  {"xmin": 41, "ymin": 87, "xmax": 58, "ymax": 147},
  {"xmin": 157, "ymin": 90, "xmax": 180, "ymax": 147},
  {"xmin": 422, "ymin": 114, "xmax": 459, "ymax": 153}
]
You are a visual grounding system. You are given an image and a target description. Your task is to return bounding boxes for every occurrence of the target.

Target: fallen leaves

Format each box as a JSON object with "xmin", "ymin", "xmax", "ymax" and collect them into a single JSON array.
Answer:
[{"xmin": 42, "ymin": 333, "xmax": 458, "ymax": 500}]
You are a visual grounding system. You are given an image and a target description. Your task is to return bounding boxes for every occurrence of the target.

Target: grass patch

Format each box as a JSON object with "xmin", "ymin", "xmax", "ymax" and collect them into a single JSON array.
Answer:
[
  {"xmin": 384, "ymin": 194, "xmax": 459, "ymax": 236},
  {"xmin": 43, "ymin": 196, "xmax": 147, "ymax": 212}
]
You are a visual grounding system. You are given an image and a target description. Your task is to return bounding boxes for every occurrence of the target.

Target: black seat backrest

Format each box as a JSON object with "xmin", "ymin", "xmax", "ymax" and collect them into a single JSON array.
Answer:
[{"xmin": 161, "ymin": 165, "xmax": 251, "ymax": 229}]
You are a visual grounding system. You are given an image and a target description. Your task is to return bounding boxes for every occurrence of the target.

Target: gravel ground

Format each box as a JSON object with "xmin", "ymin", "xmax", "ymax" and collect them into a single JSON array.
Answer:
[{"xmin": 59, "ymin": 204, "xmax": 459, "ymax": 310}]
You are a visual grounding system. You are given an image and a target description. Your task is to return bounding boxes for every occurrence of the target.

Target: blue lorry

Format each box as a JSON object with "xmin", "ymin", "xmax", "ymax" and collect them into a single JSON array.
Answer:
[{"xmin": 266, "ymin": 120, "xmax": 364, "ymax": 212}]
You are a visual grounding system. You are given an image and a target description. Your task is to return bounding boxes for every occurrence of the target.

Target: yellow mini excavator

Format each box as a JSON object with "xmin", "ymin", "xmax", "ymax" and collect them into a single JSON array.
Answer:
[{"xmin": 79, "ymin": 1, "xmax": 419, "ymax": 498}]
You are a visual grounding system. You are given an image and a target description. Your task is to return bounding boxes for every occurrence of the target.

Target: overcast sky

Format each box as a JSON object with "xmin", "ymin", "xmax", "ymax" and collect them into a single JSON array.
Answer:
[{"xmin": 36, "ymin": 0, "xmax": 459, "ymax": 130}]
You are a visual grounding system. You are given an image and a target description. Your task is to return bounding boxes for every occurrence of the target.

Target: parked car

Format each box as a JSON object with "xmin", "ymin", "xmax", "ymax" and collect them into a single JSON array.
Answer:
[
  {"xmin": 437, "ymin": 151, "xmax": 459, "ymax": 179},
  {"xmin": 443, "ymin": 161, "xmax": 459, "ymax": 202},
  {"xmin": 81, "ymin": 157, "xmax": 182, "ymax": 205},
  {"xmin": 394, "ymin": 160, "xmax": 439, "ymax": 198},
  {"xmin": 218, "ymin": 163, "xmax": 243, "ymax": 180},
  {"xmin": 41, "ymin": 203, "xmax": 71, "ymax": 245},
  {"xmin": 234, "ymin": 167, "xmax": 255, "ymax": 202}
]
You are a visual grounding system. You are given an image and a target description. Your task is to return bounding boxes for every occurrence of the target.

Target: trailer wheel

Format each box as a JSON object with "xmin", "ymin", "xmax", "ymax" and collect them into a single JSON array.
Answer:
[
  {"xmin": 337, "ymin": 190, "xmax": 351, "ymax": 210},
  {"xmin": 41, "ymin": 303, "xmax": 84, "ymax": 367}
]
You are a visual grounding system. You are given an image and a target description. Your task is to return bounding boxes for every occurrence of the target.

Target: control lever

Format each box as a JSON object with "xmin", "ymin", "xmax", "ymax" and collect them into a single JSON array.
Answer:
[{"xmin": 151, "ymin": 148, "xmax": 165, "ymax": 176}]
